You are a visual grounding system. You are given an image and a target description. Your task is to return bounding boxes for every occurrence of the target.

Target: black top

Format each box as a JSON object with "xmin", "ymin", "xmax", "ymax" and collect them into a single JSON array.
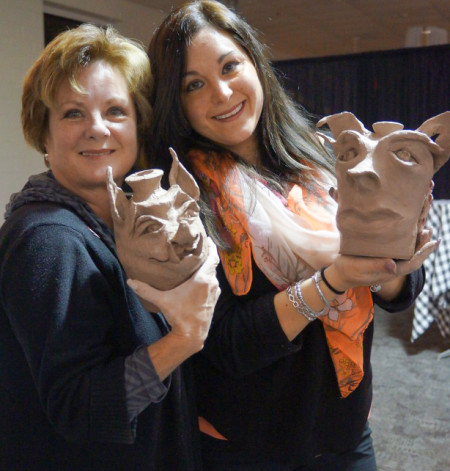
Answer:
[{"xmin": 193, "ymin": 258, "xmax": 424, "ymax": 466}]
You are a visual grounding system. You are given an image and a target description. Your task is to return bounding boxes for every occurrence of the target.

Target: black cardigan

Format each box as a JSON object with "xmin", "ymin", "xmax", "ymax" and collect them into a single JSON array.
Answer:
[{"xmin": 0, "ymin": 202, "xmax": 200, "ymax": 471}]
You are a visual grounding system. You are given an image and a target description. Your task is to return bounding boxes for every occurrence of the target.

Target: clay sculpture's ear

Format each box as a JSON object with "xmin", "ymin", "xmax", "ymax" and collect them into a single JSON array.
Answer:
[
  {"xmin": 317, "ymin": 111, "xmax": 369, "ymax": 139},
  {"xmin": 416, "ymin": 111, "xmax": 450, "ymax": 173},
  {"xmin": 168, "ymin": 147, "xmax": 200, "ymax": 201},
  {"xmin": 106, "ymin": 166, "xmax": 130, "ymax": 224}
]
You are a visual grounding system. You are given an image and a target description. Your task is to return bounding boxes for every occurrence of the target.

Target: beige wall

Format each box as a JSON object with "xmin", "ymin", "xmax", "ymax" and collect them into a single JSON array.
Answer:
[{"xmin": 0, "ymin": 0, "xmax": 164, "ymax": 222}]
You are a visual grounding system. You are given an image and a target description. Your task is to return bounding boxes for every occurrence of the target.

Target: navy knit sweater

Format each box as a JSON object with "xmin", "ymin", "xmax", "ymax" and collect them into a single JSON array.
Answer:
[{"xmin": 0, "ymin": 201, "xmax": 200, "ymax": 470}]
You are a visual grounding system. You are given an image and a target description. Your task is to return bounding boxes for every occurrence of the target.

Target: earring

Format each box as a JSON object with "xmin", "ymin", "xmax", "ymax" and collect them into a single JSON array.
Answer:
[{"xmin": 43, "ymin": 153, "xmax": 50, "ymax": 168}]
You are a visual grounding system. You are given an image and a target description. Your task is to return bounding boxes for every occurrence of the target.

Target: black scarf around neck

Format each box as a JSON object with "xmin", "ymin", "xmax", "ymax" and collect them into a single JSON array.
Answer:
[{"xmin": 4, "ymin": 171, "xmax": 116, "ymax": 253}]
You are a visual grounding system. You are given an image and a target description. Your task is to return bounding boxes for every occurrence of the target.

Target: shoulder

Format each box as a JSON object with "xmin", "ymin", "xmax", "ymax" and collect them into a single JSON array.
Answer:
[
  {"xmin": 2, "ymin": 202, "xmax": 87, "ymax": 235},
  {"xmin": 0, "ymin": 202, "xmax": 112, "ymax": 265}
]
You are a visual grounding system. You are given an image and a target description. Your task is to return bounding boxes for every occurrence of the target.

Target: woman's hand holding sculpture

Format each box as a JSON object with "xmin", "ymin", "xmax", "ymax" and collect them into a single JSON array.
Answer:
[
  {"xmin": 324, "ymin": 180, "xmax": 439, "ymax": 302},
  {"xmin": 128, "ymin": 238, "xmax": 221, "ymax": 347},
  {"xmin": 323, "ymin": 227, "xmax": 439, "ymax": 301}
]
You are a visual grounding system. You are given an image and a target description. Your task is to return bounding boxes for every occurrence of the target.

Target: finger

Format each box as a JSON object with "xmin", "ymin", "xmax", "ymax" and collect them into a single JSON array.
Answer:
[
  {"xmin": 397, "ymin": 239, "xmax": 440, "ymax": 276},
  {"xmin": 415, "ymin": 238, "xmax": 440, "ymax": 260},
  {"xmin": 127, "ymin": 279, "xmax": 161, "ymax": 304},
  {"xmin": 415, "ymin": 226, "xmax": 432, "ymax": 251}
]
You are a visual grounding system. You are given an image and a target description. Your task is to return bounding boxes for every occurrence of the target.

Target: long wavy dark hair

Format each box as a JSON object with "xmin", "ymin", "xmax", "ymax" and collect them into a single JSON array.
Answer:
[{"xmin": 146, "ymin": 0, "xmax": 334, "ymax": 246}]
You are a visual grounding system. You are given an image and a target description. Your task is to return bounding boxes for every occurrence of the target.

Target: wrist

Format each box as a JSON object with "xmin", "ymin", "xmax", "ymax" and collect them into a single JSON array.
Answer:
[
  {"xmin": 167, "ymin": 327, "xmax": 208, "ymax": 354},
  {"xmin": 322, "ymin": 266, "xmax": 347, "ymax": 294}
]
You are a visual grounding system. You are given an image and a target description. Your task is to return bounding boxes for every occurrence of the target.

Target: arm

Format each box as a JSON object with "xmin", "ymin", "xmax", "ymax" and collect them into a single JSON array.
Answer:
[
  {"xmin": 179, "ymin": 237, "xmax": 435, "ymax": 377},
  {"xmin": 190, "ymin": 261, "xmax": 304, "ymax": 377},
  {"xmin": 2, "ymin": 222, "xmax": 219, "ymax": 444},
  {"xmin": 2, "ymin": 223, "xmax": 133, "ymax": 443},
  {"xmin": 127, "ymin": 237, "xmax": 221, "ymax": 381}
]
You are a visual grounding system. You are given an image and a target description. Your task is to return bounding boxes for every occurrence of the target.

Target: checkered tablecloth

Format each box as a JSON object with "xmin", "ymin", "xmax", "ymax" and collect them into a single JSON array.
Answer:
[{"xmin": 412, "ymin": 199, "xmax": 450, "ymax": 342}]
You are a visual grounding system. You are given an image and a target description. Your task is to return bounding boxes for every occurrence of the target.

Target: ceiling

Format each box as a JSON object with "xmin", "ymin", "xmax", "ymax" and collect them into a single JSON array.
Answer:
[{"xmin": 127, "ymin": 0, "xmax": 449, "ymax": 60}]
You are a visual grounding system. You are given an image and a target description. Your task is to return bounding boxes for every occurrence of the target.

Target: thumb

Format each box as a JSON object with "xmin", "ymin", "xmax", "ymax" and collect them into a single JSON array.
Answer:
[{"xmin": 127, "ymin": 279, "xmax": 162, "ymax": 306}]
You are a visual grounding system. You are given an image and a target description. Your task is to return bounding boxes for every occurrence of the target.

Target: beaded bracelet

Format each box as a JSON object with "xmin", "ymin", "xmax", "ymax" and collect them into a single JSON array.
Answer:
[
  {"xmin": 320, "ymin": 267, "xmax": 345, "ymax": 295},
  {"xmin": 294, "ymin": 280, "xmax": 326, "ymax": 321},
  {"xmin": 313, "ymin": 271, "xmax": 332, "ymax": 309}
]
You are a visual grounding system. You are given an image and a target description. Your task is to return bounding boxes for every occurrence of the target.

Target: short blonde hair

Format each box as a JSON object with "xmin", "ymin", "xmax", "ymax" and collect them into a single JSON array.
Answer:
[{"xmin": 22, "ymin": 24, "xmax": 152, "ymax": 154}]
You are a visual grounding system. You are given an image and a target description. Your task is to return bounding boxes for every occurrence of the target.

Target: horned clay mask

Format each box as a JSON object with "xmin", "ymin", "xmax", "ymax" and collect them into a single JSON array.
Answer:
[
  {"xmin": 317, "ymin": 111, "xmax": 450, "ymax": 259},
  {"xmin": 107, "ymin": 148, "xmax": 209, "ymax": 290}
]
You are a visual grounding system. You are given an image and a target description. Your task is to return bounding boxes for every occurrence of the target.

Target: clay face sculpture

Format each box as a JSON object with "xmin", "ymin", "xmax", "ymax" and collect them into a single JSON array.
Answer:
[
  {"xmin": 107, "ymin": 148, "xmax": 209, "ymax": 290},
  {"xmin": 317, "ymin": 111, "xmax": 450, "ymax": 259}
]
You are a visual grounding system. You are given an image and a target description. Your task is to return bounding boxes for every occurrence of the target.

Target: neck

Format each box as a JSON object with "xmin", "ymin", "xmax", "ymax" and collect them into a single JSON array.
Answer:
[{"xmin": 87, "ymin": 197, "xmax": 114, "ymax": 229}]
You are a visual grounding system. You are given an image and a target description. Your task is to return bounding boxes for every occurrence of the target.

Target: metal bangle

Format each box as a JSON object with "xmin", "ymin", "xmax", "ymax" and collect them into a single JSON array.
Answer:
[
  {"xmin": 313, "ymin": 271, "xmax": 332, "ymax": 309},
  {"xmin": 286, "ymin": 284, "xmax": 303, "ymax": 315},
  {"xmin": 294, "ymin": 280, "xmax": 326, "ymax": 321}
]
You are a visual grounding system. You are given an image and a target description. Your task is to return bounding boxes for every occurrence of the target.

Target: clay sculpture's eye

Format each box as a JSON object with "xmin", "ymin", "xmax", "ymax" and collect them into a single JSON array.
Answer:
[
  {"xmin": 394, "ymin": 149, "xmax": 417, "ymax": 163},
  {"xmin": 136, "ymin": 217, "xmax": 164, "ymax": 235},
  {"xmin": 338, "ymin": 147, "xmax": 358, "ymax": 162},
  {"xmin": 143, "ymin": 220, "xmax": 164, "ymax": 233}
]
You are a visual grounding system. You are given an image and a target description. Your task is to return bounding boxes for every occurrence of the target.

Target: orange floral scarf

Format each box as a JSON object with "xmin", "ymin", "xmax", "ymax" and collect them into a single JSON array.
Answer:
[{"xmin": 187, "ymin": 149, "xmax": 373, "ymax": 398}]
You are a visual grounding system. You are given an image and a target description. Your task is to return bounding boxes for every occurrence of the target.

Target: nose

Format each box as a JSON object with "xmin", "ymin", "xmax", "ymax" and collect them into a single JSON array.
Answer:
[
  {"xmin": 211, "ymin": 79, "xmax": 232, "ymax": 103},
  {"xmin": 86, "ymin": 112, "xmax": 110, "ymax": 139},
  {"xmin": 346, "ymin": 156, "xmax": 381, "ymax": 191},
  {"xmin": 169, "ymin": 220, "xmax": 198, "ymax": 261}
]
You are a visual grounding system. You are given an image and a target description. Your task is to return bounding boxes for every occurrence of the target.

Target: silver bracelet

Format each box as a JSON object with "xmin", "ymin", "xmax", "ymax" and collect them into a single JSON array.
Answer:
[
  {"xmin": 287, "ymin": 284, "xmax": 303, "ymax": 315},
  {"xmin": 313, "ymin": 271, "xmax": 332, "ymax": 309},
  {"xmin": 294, "ymin": 280, "xmax": 326, "ymax": 321}
]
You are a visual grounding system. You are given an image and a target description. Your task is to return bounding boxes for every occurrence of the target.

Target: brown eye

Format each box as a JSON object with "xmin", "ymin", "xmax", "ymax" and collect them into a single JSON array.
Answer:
[
  {"xmin": 394, "ymin": 149, "xmax": 417, "ymax": 163},
  {"xmin": 338, "ymin": 148, "xmax": 358, "ymax": 162}
]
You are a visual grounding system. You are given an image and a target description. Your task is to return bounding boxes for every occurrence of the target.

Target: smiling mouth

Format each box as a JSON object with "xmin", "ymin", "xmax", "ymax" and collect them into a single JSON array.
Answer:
[
  {"xmin": 80, "ymin": 150, "xmax": 115, "ymax": 157},
  {"xmin": 214, "ymin": 102, "xmax": 244, "ymax": 120}
]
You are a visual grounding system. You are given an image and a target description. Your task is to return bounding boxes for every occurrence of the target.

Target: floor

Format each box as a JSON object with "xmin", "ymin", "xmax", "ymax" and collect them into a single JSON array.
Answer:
[{"xmin": 370, "ymin": 305, "xmax": 450, "ymax": 471}]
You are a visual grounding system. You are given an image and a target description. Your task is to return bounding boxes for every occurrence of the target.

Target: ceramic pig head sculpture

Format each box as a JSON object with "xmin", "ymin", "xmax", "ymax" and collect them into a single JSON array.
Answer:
[
  {"xmin": 317, "ymin": 111, "xmax": 450, "ymax": 259},
  {"xmin": 107, "ymin": 148, "xmax": 209, "ymax": 290}
]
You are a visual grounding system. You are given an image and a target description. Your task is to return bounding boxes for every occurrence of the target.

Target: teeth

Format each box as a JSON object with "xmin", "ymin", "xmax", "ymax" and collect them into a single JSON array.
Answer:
[
  {"xmin": 215, "ymin": 102, "xmax": 243, "ymax": 120},
  {"xmin": 80, "ymin": 150, "xmax": 112, "ymax": 156}
]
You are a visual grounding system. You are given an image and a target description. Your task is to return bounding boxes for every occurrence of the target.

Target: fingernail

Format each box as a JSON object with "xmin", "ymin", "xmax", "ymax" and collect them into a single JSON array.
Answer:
[{"xmin": 385, "ymin": 260, "xmax": 396, "ymax": 273}]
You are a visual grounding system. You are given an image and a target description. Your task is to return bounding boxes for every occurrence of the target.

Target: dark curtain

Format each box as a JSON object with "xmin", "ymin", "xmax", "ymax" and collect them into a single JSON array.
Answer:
[{"xmin": 274, "ymin": 45, "xmax": 449, "ymax": 198}]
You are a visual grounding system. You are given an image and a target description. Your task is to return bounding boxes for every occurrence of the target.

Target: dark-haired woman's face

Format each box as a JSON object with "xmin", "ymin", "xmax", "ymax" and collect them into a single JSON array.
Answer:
[{"xmin": 180, "ymin": 27, "xmax": 263, "ymax": 164}]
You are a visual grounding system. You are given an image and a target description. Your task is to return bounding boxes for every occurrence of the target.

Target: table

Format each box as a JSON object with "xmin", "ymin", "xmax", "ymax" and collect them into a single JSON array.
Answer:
[{"xmin": 412, "ymin": 199, "xmax": 450, "ymax": 345}]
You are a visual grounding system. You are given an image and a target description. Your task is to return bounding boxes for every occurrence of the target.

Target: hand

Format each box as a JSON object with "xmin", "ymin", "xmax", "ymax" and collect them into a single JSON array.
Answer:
[
  {"xmin": 127, "ymin": 238, "xmax": 221, "ymax": 342},
  {"xmin": 325, "ymin": 229, "xmax": 440, "ymax": 300},
  {"xmin": 395, "ymin": 226, "xmax": 439, "ymax": 277}
]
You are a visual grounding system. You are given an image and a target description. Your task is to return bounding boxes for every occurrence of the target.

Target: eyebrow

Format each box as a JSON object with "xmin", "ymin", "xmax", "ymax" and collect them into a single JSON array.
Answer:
[{"xmin": 182, "ymin": 50, "xmax": 234, "ymax": 79}]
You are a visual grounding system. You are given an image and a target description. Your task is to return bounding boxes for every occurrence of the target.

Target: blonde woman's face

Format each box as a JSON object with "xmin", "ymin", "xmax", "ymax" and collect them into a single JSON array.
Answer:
[
  {"xmin": 180, "ymin": 27, "xmax": 264, "ymax": 164},
  {"xmin": 44, "ymin": 60, "xmax": 138, "ymax": 199}
]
